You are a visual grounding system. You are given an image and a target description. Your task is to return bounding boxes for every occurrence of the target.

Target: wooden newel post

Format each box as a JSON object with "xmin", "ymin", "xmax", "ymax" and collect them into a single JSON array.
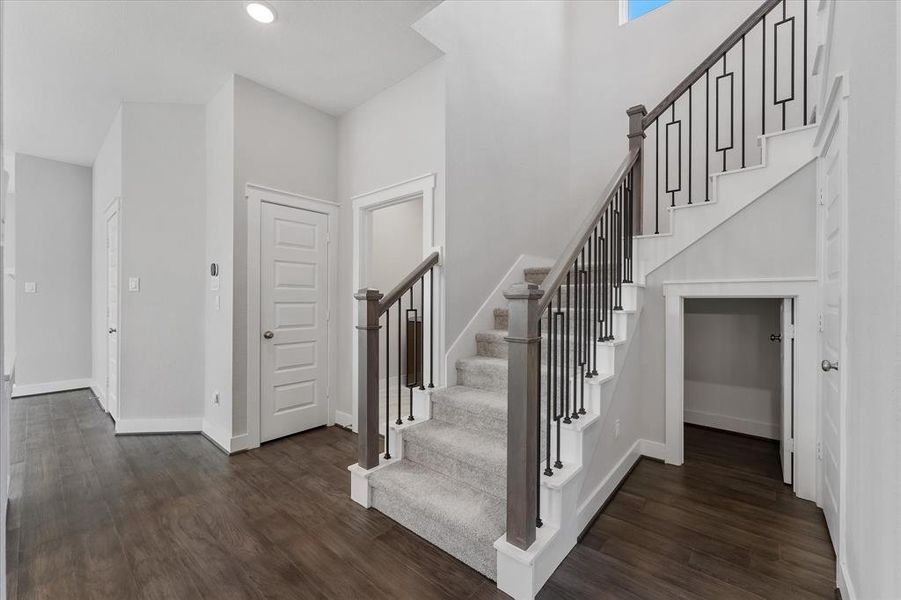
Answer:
[
  {"xmin": 627, "ymin": 104, "xmax": 647, "ymax": 236},
  {"xmin": 355, "ymin": 288, "xmax": 383, "ymax": 470},
  {"xmin": 503, "ymin": 282, "xmax": 544, "ymax": 550}
]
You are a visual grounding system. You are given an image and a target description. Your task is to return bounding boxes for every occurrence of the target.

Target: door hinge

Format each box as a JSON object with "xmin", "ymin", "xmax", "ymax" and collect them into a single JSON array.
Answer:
[
  {"xmin": 787, "ymin": 438, "xmax": 795, "ymax": 452},
  {"xmin": 817, "ymin": 313, "xmax": 824, "ymax": 332},
  {"xmin": 326, "ymin": 232, "xmax": 331, "ymax": 244},
  {"xmin": 816, "ymin": 441, "xmax": 823, "ymax": 460},
  {"xmin": 786, "ymin": 324, "xmax": 796, "ymax": 339},
  {"xmin": 326, "ymin": 308, "xmax": 331, "ymax": 322},
  {"xmin": 817, "ymin": 188, "xmax": 825, "ymax": 205}
]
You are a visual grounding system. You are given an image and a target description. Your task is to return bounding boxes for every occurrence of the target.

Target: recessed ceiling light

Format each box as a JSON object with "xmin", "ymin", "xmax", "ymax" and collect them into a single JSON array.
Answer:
[{"xmin": 245, "ymin": 1, "xmax": 277, "ymax": 24}]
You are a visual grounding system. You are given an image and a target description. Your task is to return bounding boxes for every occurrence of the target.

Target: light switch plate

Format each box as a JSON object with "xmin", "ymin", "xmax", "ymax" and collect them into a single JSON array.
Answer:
[
  {"xmin": 128, "ymin": 277, "xmax": 140, "ymax": 292},
  {"xmin": 24, "ymin": 282, "xmax": 36, "ymax": 293}
]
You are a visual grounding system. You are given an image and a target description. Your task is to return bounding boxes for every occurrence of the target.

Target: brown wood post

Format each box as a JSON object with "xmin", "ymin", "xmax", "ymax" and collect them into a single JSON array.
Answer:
[
  {"xmin": 355, "ymin": 288, "xmax": 383, "ymax": 470},
  {"xmin": 627, "ymin": 104, "xmax": 647, "ymax": 235},
  {"xmin": 503, "ymin": 282, "xmax": 543, "ymax": 550}
]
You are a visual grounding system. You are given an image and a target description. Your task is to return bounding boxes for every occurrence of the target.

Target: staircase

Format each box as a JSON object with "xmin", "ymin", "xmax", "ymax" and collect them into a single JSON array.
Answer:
[{"xmin": 350, "ymin": 1, "xmax": 817, "ymax": 598}]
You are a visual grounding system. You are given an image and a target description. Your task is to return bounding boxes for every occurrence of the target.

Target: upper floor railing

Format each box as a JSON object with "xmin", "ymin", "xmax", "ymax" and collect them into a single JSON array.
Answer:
[{"xmin": 504, "ymin": 0, "xmax": 814, "ymax": 552}]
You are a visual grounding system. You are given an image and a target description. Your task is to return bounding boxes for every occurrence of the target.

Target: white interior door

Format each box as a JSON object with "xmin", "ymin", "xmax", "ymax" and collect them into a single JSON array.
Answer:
[
  {"xmin": 260, "ymin": 202, "xmax": 329, "ymax": 442},
  {"xmin": 779, "ymin": 298, "xmax": 793, "ymax": 485},
  {"xmin": 820, "ymin": 132, "xmax": 844, "ymax": 551},
  {"xmin": 105, "ymin": 207, "xmax": 120, "ymax": 420}
]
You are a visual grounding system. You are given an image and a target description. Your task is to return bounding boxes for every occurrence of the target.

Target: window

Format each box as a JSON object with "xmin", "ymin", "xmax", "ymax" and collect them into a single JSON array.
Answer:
[{"xmin": 620, "ymin": 0, "xmax": 672, "ymax": 24}]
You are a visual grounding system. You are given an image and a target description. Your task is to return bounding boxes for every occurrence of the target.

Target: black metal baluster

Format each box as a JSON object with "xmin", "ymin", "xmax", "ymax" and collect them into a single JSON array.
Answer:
[
  {"xmin": 407, "ymin": 289, "xmax": 415, "ymax": 421},
  {"xmin": 625, "ymin": 169, "xmax": 634, "ymax": 284},
  {"xmin": 579, "ymin": 259, "xmax": 587, "ymax": 416},
  {"xmin": 688, "ymin": 85, "xmax": 693, "ymax": 204},
  {"xmin": 396, "ymin": 301, "xmax": 402, "ymax": 426},
  {"xmin": 554, "ymin": 289, "xmax": 563, "ymax": 469},
  {"xmin": 762, "ymin": 12, "xmax": 766, "ymax": 136},
  {"xmin": 545, "ymin": 303, "xmax": 553, "ymax": 477},
  {"xmin": 536, "ymin": 317, "xmax": 543, "ymax": 529},
  {"xmin": 384, "ymin": 310, "xmax": 391, "ymax": 459},
  {"xmin": 669, "ymin": 107, "xmax": 675, "ymax": 208},
  {"xmin": 572, "ymin": 253, "xmax": 581, "ymax": 421},
  {"xmin": 563, "ymin": 270, "xmax": 571, "ymax": 425},
  {"xmin": 742, "ymin": 34, "xmax": 746, "ymax": 168},
  {"xmin": 428, "ymin": 267, "xmax": 434, "ymax": 388},
  {"xmin": 591, "ymin": 225, "xmax": 600, "ymax": 375},
  {"xmin": 418, "ymin": 277, "xmax": 425, "ymax": 391},
  {"xmin": 586, "ymin": 235, "xmax": 593, "ymax": 380},
  {"xmin": 614, "ymin": 189, "xmax": 624, "ymax": 312},
  {"xmin": 721, "ymin": 55, "xmax": 728, "ymax": 173},
  {"xmin": 655, "ymin": 118, "xmax": 660, "ymax": 234},
  {"xmin": 803, "ymin": 0, "xmax": 807, "ymax": 126},
  {"xmin": 603, "ymin": 210, "xmax": 611, "ymax": 341},
  {"xmin": 705, "ymin": 69, "xmax": 710, "ymax": 201},
  {"xmin": 781, "ymin": 0, "xmax": 787, "ymax": 131}
]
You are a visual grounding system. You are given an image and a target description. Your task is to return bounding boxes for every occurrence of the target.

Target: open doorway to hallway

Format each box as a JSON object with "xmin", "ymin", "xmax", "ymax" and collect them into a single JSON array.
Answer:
[{"xmin": 683, "ymin": 298, "xmax": 794, "ymax": 485}]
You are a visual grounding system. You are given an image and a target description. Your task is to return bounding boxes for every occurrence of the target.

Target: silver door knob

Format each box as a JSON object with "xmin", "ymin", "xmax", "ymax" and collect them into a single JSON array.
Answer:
[
  {"xmin": 108, "ymin": 328, "xmax": 117, "ymax": 334},
  {"xmin": 770, "ymin": 333, "xmax": 782, "ymax": 342},
  {"xmin": 263, "ymin": 331, "xmax": 274, "ymax": 340},
  {"xmin": 821, "ymin": 359, "xmax": 838, "ymax": 372}
]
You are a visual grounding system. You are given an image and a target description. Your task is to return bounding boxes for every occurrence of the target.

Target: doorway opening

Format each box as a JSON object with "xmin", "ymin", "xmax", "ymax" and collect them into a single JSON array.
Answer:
[
  {"xmin": 104, "ymin": 198, "xmax": 121, "ymax": 421},
  {"xmin": 682, "ymin": 297, "xmax": 794, "ymax": 484}
]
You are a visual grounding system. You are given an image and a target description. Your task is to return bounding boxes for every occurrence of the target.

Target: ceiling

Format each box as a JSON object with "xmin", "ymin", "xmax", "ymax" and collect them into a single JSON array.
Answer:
[{"xmin": 3, "ymin": 0, "xmax": 442, "ymax": 166}]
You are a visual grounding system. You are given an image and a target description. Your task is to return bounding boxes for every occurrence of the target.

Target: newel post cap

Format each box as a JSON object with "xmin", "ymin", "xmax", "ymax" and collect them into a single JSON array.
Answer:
[
  {"xmin": 354, "ymin": 288, "xmax": 384, "ymax": 301},
  {"xmin": 503, "ymin": 282, "xmax": 544, "ymax": 301},
  {"xmin": 626, "ymin": 104, "xmax": 648, "ymax": 117}
]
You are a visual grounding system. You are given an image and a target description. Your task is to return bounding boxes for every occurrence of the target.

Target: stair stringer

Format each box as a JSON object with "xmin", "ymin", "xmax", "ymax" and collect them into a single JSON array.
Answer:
[
  {"xmin": 636, "ymin": 125, "xmax": 817, "ymax": 276},
  {"xmin": 494, "ymin": 285, "xmax": 646, "ymax": 600}
]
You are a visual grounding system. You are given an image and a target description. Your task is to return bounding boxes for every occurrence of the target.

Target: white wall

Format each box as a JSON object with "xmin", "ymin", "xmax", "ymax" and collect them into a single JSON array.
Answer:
[
  {"xmin": 14, "ymin": 154, "xmax": 92, "ymax": 389},
  {"xmin": 415, "ymin": 0, "xmax": 760, "ymax": 345},
  {"xmin": 232, "ymin": 75, "xmax": 338, "ymax": 437},
  {"xmin": 203, "ymin": 78, "xmax": 235, "ymax": 448},
  {"xmin": 824, "ymin": 2, "xmax": 901, "ymax": 597},
  {"xmin": 91, "ymin": 108, "xmax": 122, "ymax": 410},
  {"xmin": 336, "ymin": 59, "xmax": 445, "ymax": 419},
  {"xmin": 684, "ymin": 298, "xmax": 781, "ymax": 439},
  {"xmin": 367, "ymin": 199, "xmax": 423, "ymax": 291},
  {"xmin": 118, "ymin": 102, "xmax": 205, "ymax": 426}
]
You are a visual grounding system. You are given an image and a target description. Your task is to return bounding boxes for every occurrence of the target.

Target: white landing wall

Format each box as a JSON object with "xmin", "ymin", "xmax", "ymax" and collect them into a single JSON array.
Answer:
[
  {"xmin": 231, "ymin": 75, "xmax": 338, "ymax": 439},
  {"xmin": 117, "ymin": 102, "xmax": 206, "ymax": 429},
  {"xmin": 336, "ymin": 59, "xmax": 446, "ymax": 422},
  {"xmin": 684, "ymin": 298, "xmax": 782, "ymax": 439},
  {"xmin": 14, "ymin": 154, "xmax": 92, "ymax": 392},
  {"xmin": 91, "ymin": 108, "xmax": 122, "ymax": 411}
]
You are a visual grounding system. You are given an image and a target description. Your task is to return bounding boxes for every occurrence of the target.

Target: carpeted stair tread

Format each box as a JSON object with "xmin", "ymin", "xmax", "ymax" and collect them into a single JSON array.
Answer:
[
  {"xmin": 403, "ymin": 419, "xmax": 506, "ymax": 498},
  {"xmin": 431, "ymin": 385, "xmax": 507, "ymax": 435},
  {"xmin": 369, "ymin": 460, "xmax": 504, "ymax": 579},
  {"xmin": 456, "ymin": 355, "xmax": 508, "ymax": 392}
]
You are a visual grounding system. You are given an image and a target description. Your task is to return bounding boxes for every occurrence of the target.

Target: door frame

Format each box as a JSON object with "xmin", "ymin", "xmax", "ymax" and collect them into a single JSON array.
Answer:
[
  {"xmin": 246, "ymin": 184, "xmax": 339, "ymax": 450},
  {"xmin": 349, "ymin": 173, "xmax": 442, "ymax": 432},
  {"xmin": 662, "ymin": 278, "xmax": 818, "ymax": 501},
  {"xmin": 104, "ymin": 197, "xmax": 122, "ymax": 420}
]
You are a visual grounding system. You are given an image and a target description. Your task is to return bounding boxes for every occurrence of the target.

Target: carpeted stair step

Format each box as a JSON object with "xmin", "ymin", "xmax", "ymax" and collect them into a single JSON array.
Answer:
[
  {"xmin": 523, "ymin": 266, "xmax": 550, "ymax": 284},
  {"xmin": 431, "ymin": 385, "xmax": 507, "ymax": 436},
  {"xmin": 493, "ymin": 307, "xmax": 508, "ymax": 330},
  {"xmin": 476, "ymin": 329, "xmax": 510, "ymax": 359},
  {"xmin": 403, "ymin": 420, "xmax": 506, "ymax": 499},
  {"xmin": 369, "ymin": 460, "xmax": 504, "ymax": 579},
  {"xmin": 456, "ymin": 355, "xmax": 507, "ymax": 392}
]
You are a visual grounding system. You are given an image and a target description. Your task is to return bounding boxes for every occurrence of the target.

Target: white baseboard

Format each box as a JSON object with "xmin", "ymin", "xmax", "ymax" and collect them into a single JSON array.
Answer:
[
  {"xmin": 89, "ymin": 381, "xmax": 108, "ymax": 411},
  {"xmin": 639, "ymin": 439, "xmax": 667, "ymax": 461},
  {"xmin": 115, "ymin": 417, "xmax": 203, "ymax": 435},
  {"xmin": 838, "ymin": 560, "xmax": 856, "ymax": 600},
  {"xmin": 335, "ymin": 410, "xmax": 354, "ymax": 430},
  {"xmin": 576, "ymin": 439, "xmax": 643, "ymax": 532},
  {"xmin": 12, "ymin": 377, "xmax": 94, "ymax": 398},
  {"xmin": 684, "ymin": 409, "xmax": 779, "ymax": 440},
  {"xmin": 444, "ymin": 254, "xmax": 553, "ymax": 387}
]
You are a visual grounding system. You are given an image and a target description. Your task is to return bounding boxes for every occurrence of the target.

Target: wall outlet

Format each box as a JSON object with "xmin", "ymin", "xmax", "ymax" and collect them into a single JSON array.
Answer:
[
  {"xmin": 614, "ymin": 419, "xmax": 621, "ymax": 440},
  {"xmin": 24, "ymin": 281, "xmax": 36, "ymax": 293},
  {"xmin": 128, "ymin": 277, "xmax": 140, "ymax": 292},
  {"xmin": 213, "ymin": 391, "xmax": 220, "ymax": 406}
]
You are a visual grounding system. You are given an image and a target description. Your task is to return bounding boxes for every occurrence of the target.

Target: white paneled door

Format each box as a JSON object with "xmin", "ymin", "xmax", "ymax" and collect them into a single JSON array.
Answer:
[
  {"xmin": 779, "ymin": 298, "xmax": 793, "ymax": 485},
  {"xmin": 820, "ymin": 125, "xmax": 845, "ymax": 552},
  {"xmin": 260, "ymin": 202, "xmax": 329, "ymax": 442},
  {"xmin": 105, "ymin": 206, "xmax": 120, "ymax": 420}
]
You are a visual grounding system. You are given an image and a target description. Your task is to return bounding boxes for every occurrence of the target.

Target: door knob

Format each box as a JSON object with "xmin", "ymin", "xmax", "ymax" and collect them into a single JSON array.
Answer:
[
  {"xmin": 108, "ymin": 328, "xmax": 117, "ymax": 334},
  {"xmin": 263, "ymin": 330, "xmax": 274, "ymax": 340},
  {"xmin": 770, "ymin": 333, "xmax": 782, "ymax": 342},
  {"xmin": 821, "ymin": 359, "xmax": 838, "ymax": 372}
]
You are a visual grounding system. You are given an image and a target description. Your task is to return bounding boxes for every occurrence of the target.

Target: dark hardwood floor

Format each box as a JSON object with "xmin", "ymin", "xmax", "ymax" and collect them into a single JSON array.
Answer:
[
  {"xmin": 541, "ymin": 425, "xmax": 837, "ymax": 599},
  {"xmin": 7, "ymin": 391, "xmax": 835, "ymax": 599}
]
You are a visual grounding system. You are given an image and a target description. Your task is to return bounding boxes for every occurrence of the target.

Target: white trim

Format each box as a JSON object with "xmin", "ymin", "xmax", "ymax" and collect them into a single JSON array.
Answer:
[
  {"xmin": 663, "ymin": 278, "xmax": 818, "ymax": 502},
  {"xmin": 201, "ymin": 420, "xmax": 249, "ymax": 454},
  {"xmin": 115, "ymin": 417, "xmax": 203, "ymax": 434},
  {"xmin": 350, "ymin": 173, "xmax": 442, "ymax": 433},
  {"xmin": 445, "ymin": 254, "xmax": 553, "ymax": 387},
  {"xmin": 576, "ymin": 439, "xmax": 643, "ymax": 530},
  {"xmin": 838, "ymin": 560, "xmax": 857, "ymax": 600},
  {"xmin": 12, "ymin": 378, "xmax": 94, "ymax": 398},
  {"xmin": 684, "ymin": 409, "xmax": 779, "ymax": 440},
  {"xmin": 245, "ymin": 185, "xmax": 339, "ymax": 450},
  {"xmin": 334, "ymin": 410, "xmax": 354, "ymax": 429}
]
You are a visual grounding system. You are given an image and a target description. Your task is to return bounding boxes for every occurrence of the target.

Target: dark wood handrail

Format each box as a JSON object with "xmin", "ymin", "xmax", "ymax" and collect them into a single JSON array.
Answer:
[
  {"xmin": 536, "ymin": 148, "xmax": 640, "ymax": 314},
  {"xmin": 378, "ymin": 251, "xmax": 440, "ymax": 314},
  {"xmin": 643, "ymin": 0, "xmax": 781, "ymax": 128}
]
